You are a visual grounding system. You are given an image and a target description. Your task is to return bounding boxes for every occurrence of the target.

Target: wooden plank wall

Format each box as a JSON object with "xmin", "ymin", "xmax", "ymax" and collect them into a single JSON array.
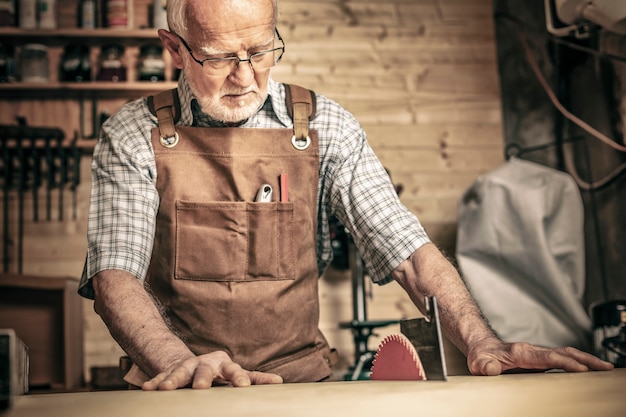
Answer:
[
  {"xmin": 274, "ymin": 0, "xmax": 504, "ymax": 376},
  {"xmin": 0, "ymin": 0, "xmax": 504, "ymax": 382}
]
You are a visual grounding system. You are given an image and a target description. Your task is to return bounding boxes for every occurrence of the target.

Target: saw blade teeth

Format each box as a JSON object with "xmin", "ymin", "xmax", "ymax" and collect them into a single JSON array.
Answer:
[{"xmin": 370, "ymin": 333, "xmax": 427, "ymax": 381}]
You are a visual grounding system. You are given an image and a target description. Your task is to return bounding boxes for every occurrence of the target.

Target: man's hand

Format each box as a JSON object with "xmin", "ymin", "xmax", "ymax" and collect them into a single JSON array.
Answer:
[
  {"xmin": 467, "ymin": 339, "xmax": 615, "ymax": 376},
  {"xmin": 142, "ymin": 351, "xmax": 283, "ymax": 390}
]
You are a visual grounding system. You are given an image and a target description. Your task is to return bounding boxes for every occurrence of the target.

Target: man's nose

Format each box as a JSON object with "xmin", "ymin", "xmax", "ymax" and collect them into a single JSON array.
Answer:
[{"xmin": 228, "ymin": 58, "xmax": 255, "ymax": 85}]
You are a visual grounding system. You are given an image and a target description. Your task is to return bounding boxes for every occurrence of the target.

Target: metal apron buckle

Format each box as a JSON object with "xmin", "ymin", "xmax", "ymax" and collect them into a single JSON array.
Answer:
[
  {"xmin": 291, "ymin": 135, "xmax": 311, "ymax": 150},
  {"xmin": 160, "ymin": 131, "xmax": 180, "ymax": 148}
]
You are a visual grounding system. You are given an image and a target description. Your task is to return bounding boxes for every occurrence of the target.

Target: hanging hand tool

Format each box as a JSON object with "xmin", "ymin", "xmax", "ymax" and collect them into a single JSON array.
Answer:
[
  {"xmin": 15, "ymin": 127, "xmax": 26, "ymax": 274},
  {"xmin": 29, "ymin": 133, "xmax": 41, "ymax": 222},
  {"xmin": 0, "ymin": 121, "xmax": 67, "ymax": 273},
  {"xmin": 1, "ymin": 128, "xmax": 11, "ymax": 273},
  {"xmin": 44, "ymin": 134, "xmax": 55, "ymax": 221},
  {"xmin": 70, "ymin": 134, "xmax": 81, "ymax": 220},
  {"xmin": 57, "ymin": 136, "xmax": 67, "ymax": 221}
]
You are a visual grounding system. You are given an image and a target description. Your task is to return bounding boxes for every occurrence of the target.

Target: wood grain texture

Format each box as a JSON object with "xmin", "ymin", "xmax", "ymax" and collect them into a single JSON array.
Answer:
[{"xmin": 7, "ymin": 369, "xmax": 626, "ymax": 417}]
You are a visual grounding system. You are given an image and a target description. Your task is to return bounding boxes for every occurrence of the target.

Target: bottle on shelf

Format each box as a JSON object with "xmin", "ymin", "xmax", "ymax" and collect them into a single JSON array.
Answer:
[
  {"xmin": 61, "ymin": 44, "xmax": 91, "ymax": 82},
  {"xmin": 97, "ymin": 44, "xmax": 126, "ymax": 82},
  {"xmin": 80, "ymin": 0, "xmax": 97, "ymax": 29},
  {"xmin": 152, "ymin": 0, "xmax": 167, "ymax": 29},
  {"xmin": 0, "ymin": 0, "xmax": 15, "ymax": 27},
  {"xmin": 38, "ymin": 0, "xmax": 57, "ymax": 29},
  {"xmin": 0, "ymin": 42, "xmax": 16, "ymax": 82},
  {"xmin": 138, "ymin": 44, "xmax": 165, "ymax": 82},
  {"xmin": 19, "ymin": 0, "xmax": 38, "ymax": 29}
]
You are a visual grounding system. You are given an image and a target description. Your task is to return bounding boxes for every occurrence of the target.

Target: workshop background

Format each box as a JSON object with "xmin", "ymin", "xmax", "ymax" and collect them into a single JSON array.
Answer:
[{"xmin": 0, "ymin": 0, "xmax": 624, "ymax": 389}]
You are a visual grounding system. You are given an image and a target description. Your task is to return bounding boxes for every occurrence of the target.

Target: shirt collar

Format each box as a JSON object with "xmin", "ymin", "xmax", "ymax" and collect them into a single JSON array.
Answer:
[
  {"xmin": 175, "ymin": 71, "xmax": 196, "ymax": 126},
  {"xmin": 267, "ymin": 78, "xmax": 292, "ymax": 127}
]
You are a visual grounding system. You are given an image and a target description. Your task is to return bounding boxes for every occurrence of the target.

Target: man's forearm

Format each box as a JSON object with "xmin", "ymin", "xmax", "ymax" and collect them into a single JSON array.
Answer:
[
  {"xmin": 392, "ymin": 243, "xmax": 499, "ymax": 356},
  {"xmin": 92, "ymin": 269, "xmax": 195, "ymax": 377}
]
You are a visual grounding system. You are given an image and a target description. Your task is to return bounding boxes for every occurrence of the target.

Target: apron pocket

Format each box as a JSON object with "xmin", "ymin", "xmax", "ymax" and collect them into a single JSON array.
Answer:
[
  {"xmin": 247, "ymin": 201, "xmax": 295, "ymax": 280},
  {"xmin": 175, "ymin": 200, "xmax": 295, "ymax": 281}
]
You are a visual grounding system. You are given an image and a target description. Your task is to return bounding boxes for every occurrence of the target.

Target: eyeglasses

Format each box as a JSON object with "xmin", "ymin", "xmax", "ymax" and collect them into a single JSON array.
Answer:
[{"xmin": 176, "ymin": 29, "xmax": 285, "ymax": 77}]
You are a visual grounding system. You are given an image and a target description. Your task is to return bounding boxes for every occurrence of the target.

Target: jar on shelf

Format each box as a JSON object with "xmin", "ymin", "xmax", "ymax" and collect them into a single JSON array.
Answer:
[
  {"xmin": 0, "ymin": 43, "xmax": 16, "ymax": 83},
  {"xmin": 0, "ymin": 0, "xmax": 15, "ymax": 27},
  {"xmin": 61, "ymin": 44, "xmax": 91, "ymax": 82},
  {"xmin": 105, "ymin": 0, "xmax": 128, "ymax": 29},
  {"xmin": 138, "ymin": 44, "xmax": 165, "ymax": 82},
  {"xmin": 79, "ymin": 0, "xmax": 97, "ymax": 29},
  {"xmin": 19, "ymin": 44, "xmax": 49, "ymax": 83},
  {"xmin": 97, "ymin": 44, "xmax": 126, "ymax": 82}
]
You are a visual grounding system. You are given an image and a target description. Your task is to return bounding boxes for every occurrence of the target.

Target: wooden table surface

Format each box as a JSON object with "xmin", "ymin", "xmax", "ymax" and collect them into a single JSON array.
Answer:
[{"xmin": 6, "ymin": 369, "xmax": 626, "ymax": 417}]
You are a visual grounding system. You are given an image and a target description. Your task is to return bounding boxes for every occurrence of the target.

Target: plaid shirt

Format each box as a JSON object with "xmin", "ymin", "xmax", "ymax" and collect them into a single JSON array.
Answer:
[{"xmin": 79, "ymin": 73, "xmax": 429, "ymax": 299}]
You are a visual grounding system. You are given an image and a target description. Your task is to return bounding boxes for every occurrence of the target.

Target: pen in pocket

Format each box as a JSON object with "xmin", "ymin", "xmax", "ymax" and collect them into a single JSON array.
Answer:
[{"xmin": 279, "ymin": 173, "xmax": 288, "ymax": 202}]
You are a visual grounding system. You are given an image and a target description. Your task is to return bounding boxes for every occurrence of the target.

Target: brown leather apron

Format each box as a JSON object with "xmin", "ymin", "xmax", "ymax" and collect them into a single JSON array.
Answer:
[{"xmin": 127, "ymin": 85, "xmax": 335, "ymax": 385}]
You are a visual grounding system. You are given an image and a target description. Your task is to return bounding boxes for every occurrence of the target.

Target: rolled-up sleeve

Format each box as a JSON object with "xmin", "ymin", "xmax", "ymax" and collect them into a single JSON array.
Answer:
[
  {"xmin": 79, "ymin": 100, "xmax": 160, "ymax": 299},
  {"xmin": 314, "ymin": 95, "xmax": 430, "ymax": 284}
]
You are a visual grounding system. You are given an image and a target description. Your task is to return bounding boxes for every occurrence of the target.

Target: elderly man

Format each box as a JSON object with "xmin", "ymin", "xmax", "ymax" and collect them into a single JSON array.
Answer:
[{"xmin": 79, "ymin": 0, "xmax": 613, "ymax": 390}]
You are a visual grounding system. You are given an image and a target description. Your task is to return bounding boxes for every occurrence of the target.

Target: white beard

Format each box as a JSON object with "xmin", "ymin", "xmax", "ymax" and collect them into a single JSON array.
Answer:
[{"xmin": 183, "ymin": 58, "xmax": 268, "ymax": 124}]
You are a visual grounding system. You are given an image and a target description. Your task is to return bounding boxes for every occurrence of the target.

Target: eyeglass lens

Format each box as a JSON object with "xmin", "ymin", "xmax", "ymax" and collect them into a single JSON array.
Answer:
[{"xmin": 203, "ymin": 49, "xmax": 281, "ymax": 73}]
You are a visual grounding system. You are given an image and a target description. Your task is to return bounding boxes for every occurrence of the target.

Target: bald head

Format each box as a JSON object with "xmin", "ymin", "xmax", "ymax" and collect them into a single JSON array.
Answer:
[{"xmin": 167, "ymin": 0, "xmax": 278, "ymax": 39}]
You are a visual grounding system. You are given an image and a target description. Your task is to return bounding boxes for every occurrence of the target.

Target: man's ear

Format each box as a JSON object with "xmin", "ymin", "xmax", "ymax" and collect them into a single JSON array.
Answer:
[{"xmin": 158, "ymin": 29, "xmax": 184, "ymax": 69}]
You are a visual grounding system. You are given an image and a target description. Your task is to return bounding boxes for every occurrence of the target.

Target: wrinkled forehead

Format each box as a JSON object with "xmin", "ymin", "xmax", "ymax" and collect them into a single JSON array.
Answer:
[{"xmin": 185, "ymin": 0, "xmax": 276, "ymax": 44}]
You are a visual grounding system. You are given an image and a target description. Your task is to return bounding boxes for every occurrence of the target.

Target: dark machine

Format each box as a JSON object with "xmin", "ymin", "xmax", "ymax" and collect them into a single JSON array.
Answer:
[{"xmin": 591, "ymin": 300, "xmax": 626, "ymax": 368}]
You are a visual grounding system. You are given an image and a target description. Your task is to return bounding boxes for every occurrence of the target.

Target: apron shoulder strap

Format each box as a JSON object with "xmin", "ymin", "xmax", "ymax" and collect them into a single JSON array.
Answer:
[
  {"xmin": 284, "ymin": 84, "xmax": 316, "ymax": 142},
  {"xmin": 147, "ymin": 85, "xmax": 316, "ymax": 142},
  {"xmin": 147, "ymin": 88, "xmax": 181, "ymax": 142}
]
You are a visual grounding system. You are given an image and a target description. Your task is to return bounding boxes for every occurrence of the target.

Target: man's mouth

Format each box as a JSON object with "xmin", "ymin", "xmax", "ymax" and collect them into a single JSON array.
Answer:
[{"xmin": 224, "ymin": 91, "xmax": 254, "ymax": 107}]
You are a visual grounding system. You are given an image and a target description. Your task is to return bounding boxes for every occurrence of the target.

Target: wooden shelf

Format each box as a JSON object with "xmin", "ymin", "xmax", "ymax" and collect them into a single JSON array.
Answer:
[
  {"xmin": 0, "ymin": 28, "xmax": 162, "ymax": 46},
  {"xmin": 0, "ymin": 81, "xmax": 178, "ymax": 97},
  {"xmin": 0, "ymin": 22, "xmax": 173, "ymax": 143},
  {"xmin": 1, "ymin": 137, "xmax": 100, "ymax": 151}
]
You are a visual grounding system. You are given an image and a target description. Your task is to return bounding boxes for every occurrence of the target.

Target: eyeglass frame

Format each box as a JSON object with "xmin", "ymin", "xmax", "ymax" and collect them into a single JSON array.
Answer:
[{"xmin": 175, "ymin": 28, "xmax": 285, "ymax": 75}]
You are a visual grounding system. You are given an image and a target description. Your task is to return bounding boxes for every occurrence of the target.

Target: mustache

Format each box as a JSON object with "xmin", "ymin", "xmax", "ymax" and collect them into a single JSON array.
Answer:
[{"xmin": 221, "ymin": 88, "xmax": 259, "ymax": 96}]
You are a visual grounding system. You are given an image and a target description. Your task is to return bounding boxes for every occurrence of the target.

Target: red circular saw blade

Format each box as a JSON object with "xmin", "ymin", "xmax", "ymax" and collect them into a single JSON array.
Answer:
[{"xmin": 370, "ymin": 333, "xmax": 427, "ymax": 381}]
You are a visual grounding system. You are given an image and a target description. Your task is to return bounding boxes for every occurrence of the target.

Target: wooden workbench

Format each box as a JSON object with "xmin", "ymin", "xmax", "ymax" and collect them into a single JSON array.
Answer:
[{"xmin": 5, "ymin": 369, "xmax": 625, "ymax": 417}]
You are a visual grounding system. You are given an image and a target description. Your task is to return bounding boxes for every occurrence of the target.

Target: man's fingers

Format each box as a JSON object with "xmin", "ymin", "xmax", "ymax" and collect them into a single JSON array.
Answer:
[
  {"xmin": 143, "ymin": 364, "xmax": 195, "ymax": 390},
  {"xmin": 219, "ymin": 361, "xmax": 253, "ymax": 387},
  {"xmin": 476, "ymin": 343, "xmax": 614, "ymax": 375},
  {"xmin": 470, "ymin": 357, "xmax": 502, "ymax": 376},
  {"xmin": 191, "ymin": 363, "xmax": 218, "ymax": 389},
  {"xmin": 219, "ymin": 362, "xmax": 283, "ymax": 387},
  {"xmin": 142, "ymin": 352, "xmax": 287, "ymax": 390},
  {"xmin": 531, "ymin": 348, "xmax": 587, "ymax": 372},
  {"xmin": 248, "ymin": 371, "xmax": 283, "ymax": 385},
  {"xmin": 467, "ymin": 340, "xmax": 615, "ymax": 377},
  {"xmin": 142, "ymin": 371, "xmax": 180, "ymax": 391},
  {"xmin": 142, "ymin": 372, "xmax": 168, "ymax": 391},
  {"xmin": 518, "ymin": 345, "xmax": 613, "ymax": 372},
  {"xmin": 545, "ymin": 347, "xmax": 613, "ymax": 372}
]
